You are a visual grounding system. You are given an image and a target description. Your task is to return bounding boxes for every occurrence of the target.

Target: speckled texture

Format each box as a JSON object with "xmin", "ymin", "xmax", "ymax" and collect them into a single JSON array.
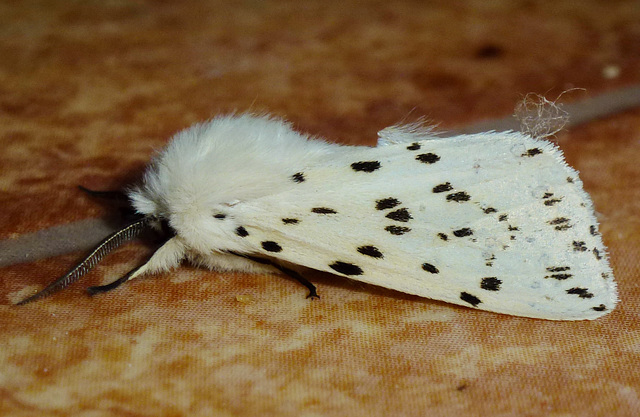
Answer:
[{"xmin": 1, "ymin": 1, "xmax": 640, "ymax": 415}]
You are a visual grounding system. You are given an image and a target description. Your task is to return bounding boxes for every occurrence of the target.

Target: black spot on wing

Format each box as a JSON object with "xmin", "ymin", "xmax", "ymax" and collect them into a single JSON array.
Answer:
[
  {"xmin": 282, "ymin": 218, "xmax": 300, "ymax": 224},
  {"xmin": 357, "ymin": 245, "xmax": 384, "ymax": 258},
  {"xmin": 432, "ymin": 182, "xmax": 453, "ymax": 193},
  {"xmin": 480, "ymin": 277, "xmax": 501, "ymax": 291},
  {"xmin": 546, "ymin": 274, "xmax": 572, "ymax": 280},
  {"xmin": 214, "ymin": 213, "xmax": 226, "ymax": 219},
  {"xmin": 521, "ymin": 148, "xmax": 542, "ymax": 157},
  {"xmin": 483, "ymin": 207, "xmax": 497, "ymax": 214},
  {"xmin": 385, "ymin": 225, "xmax": 411, "ymax": 235},
  {"xmin": 567, "ymin": 177, "xmax": 574, "ymax": 183},
  {"xmin": 453, "ymin": 228, "xmax": 473, "ymax": 237},
  {"xmin": 422, "ymin": 263, "xmax": 439, "ymax": 274},
  {"xmin": 235, "ymin": 226, "xmax": 249, "ymax": 237},
  {"xmin": 406, "ymin": 142, "xmax": 421, "ymax": 150},
  {"xmin": 460, "ymin": 292, "xmax": 482, "ymax": 307},
  {"xmin": 548, "ymin": 217, "xmax": 571, "ymax": 231},
  {"xmin": 572, "ymin": 241, "xmax": 588, "ymax": 252},
  {"xmin": 376, "ymin": 197, "xmax": 401, "ymax": 210},
  {"xmin": 593, "ymin": 248, "xmax": 602, "ymax": 260},
  {"xmin": 566, "ymin": 287, "xmax": 594, "ymax": 299},
  {"xmin": 329, "ymin": 261, "xmax": 363, "ymax": 276},
  {"xmin": 446, "ymin": 191, "xmax": 471, "ymax": 203},
  {"xmin": 544, "ymin": 199, "xmax": 562, "ymax": 206},
  {"xmin": 498, "ymin": 214, "xmax": 508, "ymax": 222},
  {"xmin": 261, "ymin": 241, "xmax": 282, "ymax": 252},
  {"xmin": 351, "ymin": 161, "xmax": 381, "ymax": 172},
  {"xmin": 385, "ymin": 208, "xmax": 412, "ymax": 222},
  {"xmin": 541, "ymin": 192, "xmax": 562, "ymax": 206},
  {"xmin": 547, "ymin": 266, "xmax": 570, "ymax": 272},
  {"xmin": 312, "ymin": 207, "xmax": 337, "ymax": 214},
  {"xmin": 589, "ymin": 225, "xmax": 599, "ymax": 236},
  {"xmin": 292, "ymin": 172, "xmax": 305, "ymax": 183},
  {"xmin": 542, "ymin": 193, "xmax": 562, "ymax": 206},
  {"xmin": 545, "ymin": 266, "xmax": 572, "ymax": 280},
  {"xmin": 437, "ymin": 233, "xmax": 448, "ymax": 241},
  {"xmin": 416, "ymin": 153, "xmax": 440, "ymax": 164},
  {"xmin": 592, "ymin": 304, "xmax": 607, "ymax": 312}
]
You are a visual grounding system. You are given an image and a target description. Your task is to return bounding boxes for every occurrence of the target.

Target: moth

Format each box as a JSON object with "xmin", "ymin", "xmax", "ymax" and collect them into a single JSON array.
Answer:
[{"xmin": 17, "ymin": 114, "xmax": 618, "ymax": 320}]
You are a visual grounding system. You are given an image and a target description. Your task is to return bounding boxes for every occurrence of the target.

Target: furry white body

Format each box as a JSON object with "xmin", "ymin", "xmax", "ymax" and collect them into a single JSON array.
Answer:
[{"xmin": 129, "ymin": 115, "xmax": 617, "ymax": 320}]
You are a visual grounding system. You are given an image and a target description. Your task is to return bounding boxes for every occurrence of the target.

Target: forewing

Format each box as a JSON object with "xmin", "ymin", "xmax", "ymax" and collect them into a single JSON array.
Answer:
[{"xmin": 232, "ymin": 132, "xmax": 617, "ymax": 320}]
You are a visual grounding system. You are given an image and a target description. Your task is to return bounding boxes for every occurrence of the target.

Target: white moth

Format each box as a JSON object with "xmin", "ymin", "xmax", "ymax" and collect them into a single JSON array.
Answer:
[{"xmin": 18, "ymin": 114, "xmax": 617, "ymax": 320}]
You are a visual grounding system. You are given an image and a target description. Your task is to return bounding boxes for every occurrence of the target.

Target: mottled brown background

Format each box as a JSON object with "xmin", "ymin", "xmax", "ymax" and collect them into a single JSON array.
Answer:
[{"xmin": 1, "ymin": 1, "xmax": 640, "ymax": 416}]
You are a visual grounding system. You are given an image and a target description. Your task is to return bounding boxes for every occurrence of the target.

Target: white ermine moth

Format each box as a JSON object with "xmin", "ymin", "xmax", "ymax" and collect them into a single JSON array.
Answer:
[{"xmin": 17, "ymin": 114, "xmax": 617, "ymax": 320}]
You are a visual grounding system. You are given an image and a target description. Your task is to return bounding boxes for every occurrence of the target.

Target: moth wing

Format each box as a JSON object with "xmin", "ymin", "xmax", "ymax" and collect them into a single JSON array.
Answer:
[{"xmin": 233, "ymin": 132, "xmax": 617, "ymax": 320}]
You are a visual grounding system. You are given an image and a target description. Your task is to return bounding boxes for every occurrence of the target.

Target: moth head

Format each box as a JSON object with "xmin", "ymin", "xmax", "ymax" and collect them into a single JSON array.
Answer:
[{"xmin": 15, "ymin": 186, "xmax": 181, "ymax": 305}]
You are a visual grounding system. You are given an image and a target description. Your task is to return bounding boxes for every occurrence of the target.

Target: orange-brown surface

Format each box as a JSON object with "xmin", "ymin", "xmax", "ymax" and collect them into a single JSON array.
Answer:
[{"xmin": 1, "ymin": 1, "xmax": 640, "ymax": 416}]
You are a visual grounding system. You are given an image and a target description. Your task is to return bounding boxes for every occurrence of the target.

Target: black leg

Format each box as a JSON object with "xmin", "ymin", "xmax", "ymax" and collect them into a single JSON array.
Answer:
[
  {"xmin": 271, "ymin": 263, "xmax": 319, "ymax": 299},
  {"xmin": 229, "ymin": 252, "xmax": 319, "ymax": 299},
  {"xmin": 86, "ymin": 263, "xmax": 144, "ymax": 296}
]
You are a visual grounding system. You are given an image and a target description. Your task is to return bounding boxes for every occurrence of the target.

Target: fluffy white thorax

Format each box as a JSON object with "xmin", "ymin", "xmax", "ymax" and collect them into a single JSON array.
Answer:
[{"xmin": 130, "ymin": 114, "xmax": 341, "ymax": 255}]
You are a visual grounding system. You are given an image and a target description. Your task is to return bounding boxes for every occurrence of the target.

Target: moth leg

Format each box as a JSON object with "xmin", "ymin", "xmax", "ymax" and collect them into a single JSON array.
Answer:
[
  {"xmin": 87, "ymin": 263, "xmax": 144, "ymax": 295},
  {"xmin": 229, "ymin": 252, "xmax": 319, "ymax": 299},
  {"xmin": 273, "ymin": 263, "xmax": 319, "ymax": 300},
  {"xmin": 87, "ymin": 236, "xmax": 185, "ymax": 296}
]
